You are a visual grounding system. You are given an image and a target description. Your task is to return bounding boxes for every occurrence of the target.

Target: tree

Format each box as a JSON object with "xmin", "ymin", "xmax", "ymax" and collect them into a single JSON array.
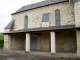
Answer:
[
  {"xmin": 0, "ymin": 32, "xmax": 4, "ymax": 40},
  {"xmin": 0, "ymin": 32, "xmax": 4, "ymax": 47}
]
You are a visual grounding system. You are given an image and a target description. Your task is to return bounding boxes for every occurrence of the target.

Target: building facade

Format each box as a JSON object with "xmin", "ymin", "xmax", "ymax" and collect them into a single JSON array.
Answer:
[{"xmin": 4, "ymin": 0, "xmax": 80, "ymax": 56}]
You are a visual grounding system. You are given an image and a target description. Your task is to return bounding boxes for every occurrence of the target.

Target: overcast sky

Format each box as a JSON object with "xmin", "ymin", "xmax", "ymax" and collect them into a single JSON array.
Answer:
[{"xmin": 0, "ymin": 0, "xmax": 44, "ymax": 32}]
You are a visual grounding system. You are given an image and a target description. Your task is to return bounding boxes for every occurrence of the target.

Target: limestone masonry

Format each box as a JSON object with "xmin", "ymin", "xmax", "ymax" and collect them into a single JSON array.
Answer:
[{"xmin": 4, "ymin": 0, "xmax": 80, "ymax": 56}]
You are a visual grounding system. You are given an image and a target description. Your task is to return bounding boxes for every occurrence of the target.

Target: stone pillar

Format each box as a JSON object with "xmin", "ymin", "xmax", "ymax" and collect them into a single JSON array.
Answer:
[
  {"xmin": 25, "ymin": 33, "xmax": 30, "ymax": 52},
  {"xmin": 76, "ymin": 31, "xmax": 80, "ymax": 56},
  {"xmin": 74, "ymin": 0, "xmax": 80, "ymax": 56},
  {"xmin": 50, "ymin": 32, "xmax": 56, "ymax": 53},
  {"xmin": 74, "ymin": 0, "xmax": 80, "ymax": 27},
  {"xmin": 3, "ymin": 34, "xmax": 11, "ymax": 51}
]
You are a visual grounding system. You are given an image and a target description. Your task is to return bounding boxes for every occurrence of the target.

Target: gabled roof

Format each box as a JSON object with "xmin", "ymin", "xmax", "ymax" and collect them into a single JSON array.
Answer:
[
  {"xmin": 4, "ymin": 20, "xmax": 14, "ymax": 29},
  {"xmin": 12, "ymin": 0, "xmax": 68, "ymax": 15}
]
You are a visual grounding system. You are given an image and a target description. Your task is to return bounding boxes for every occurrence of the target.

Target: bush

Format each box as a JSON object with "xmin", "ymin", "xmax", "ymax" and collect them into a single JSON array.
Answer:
[
  {"xmin": 0, "ymin": 40, "xmax": 4, "ymax": 47},
  {"xmin": 0, "ymin": 32, "xmax": 4, "ymax": 47},
  {"xmin": 0, "ymin": 54, "xmax": 3, "ymax": 56},
  {"xmin": 0, "ymin": 33, "xmax": 4, "ymax": 40}
]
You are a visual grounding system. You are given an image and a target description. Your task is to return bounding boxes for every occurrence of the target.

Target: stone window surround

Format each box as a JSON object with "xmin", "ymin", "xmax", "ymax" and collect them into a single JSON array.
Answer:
[
  {"xmin": 55, "ymin": 9, "xmax": 61, "ymax": 26},
  {"xmin": 42, "ymin": 13, "xmax": 50, "ymax": 22}
]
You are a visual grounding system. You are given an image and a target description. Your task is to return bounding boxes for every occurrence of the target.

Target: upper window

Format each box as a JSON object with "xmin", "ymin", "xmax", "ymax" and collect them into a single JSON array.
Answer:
[
  {"xmin": 25, "ymin": 15, "xmax": 28, "ymax": 29},
  {"xmin": 55, "ymin": 9, "xmax": 61, "ymax": 26},
  {"xmin": 42, "ymin": 13, "xmax": 50, "ymax": 22}
]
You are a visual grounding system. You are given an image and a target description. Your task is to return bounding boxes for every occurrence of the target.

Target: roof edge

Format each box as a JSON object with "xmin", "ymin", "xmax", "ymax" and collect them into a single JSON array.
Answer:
[
  {"xmin": 3, "ymin": 25, "xmax": 78, "ymax": 34},
  {"xmin": 11, "ymin": 1, "xmax": 68, "ymax": 15}
]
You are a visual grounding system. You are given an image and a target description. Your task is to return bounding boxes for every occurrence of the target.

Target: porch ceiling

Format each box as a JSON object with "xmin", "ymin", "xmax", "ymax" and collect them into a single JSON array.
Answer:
[{"xmin": 4, "ymin": 25, "xmax": 80, "ymax": 34}]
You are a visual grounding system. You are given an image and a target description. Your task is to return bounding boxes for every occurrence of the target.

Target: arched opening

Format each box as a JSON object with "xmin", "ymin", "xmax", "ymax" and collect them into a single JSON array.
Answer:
[
  {"xmin": 25, "ymin": 15, "xmax": 28, "ymax": 29},
  {"xmin": 55, "ymin": 9, "xmax": 61, "ymax": 26}
]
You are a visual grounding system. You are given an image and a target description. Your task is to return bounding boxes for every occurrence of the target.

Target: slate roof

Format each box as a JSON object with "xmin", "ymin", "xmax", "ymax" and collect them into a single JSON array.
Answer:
[
  {"xmin": 5, "ymin": 20, "xmax": 14, "ymax": 29},
  {"xmin": 4, "ymin": 25, "xmax": 80, "ymax": 34},
  {"xmin": 12, "ymin": 0, "xmax": 68, "ymax": 15}
]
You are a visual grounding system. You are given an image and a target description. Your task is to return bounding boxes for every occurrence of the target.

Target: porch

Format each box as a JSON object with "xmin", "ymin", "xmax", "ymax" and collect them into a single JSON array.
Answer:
[
  {"xmin": 4, "ymin": 31, "xmax": 77, "ymax": 53},
  {"xmin": 25, "ymin": 31, "xmax": 77, "ymax": 53},
  {"xmin": 3, "ymin": 25, "xmax": 80, "ymax": 56}
]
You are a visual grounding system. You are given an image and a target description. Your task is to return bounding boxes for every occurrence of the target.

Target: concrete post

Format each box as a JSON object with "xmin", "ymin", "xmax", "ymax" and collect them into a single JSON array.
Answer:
[
  {"xmin": 50, "ymin": 32, "xmax": 56, "ymax": 53},
  {"xmin": 25, "ymin": 33, "xmax": 30, "ymax": 52}
]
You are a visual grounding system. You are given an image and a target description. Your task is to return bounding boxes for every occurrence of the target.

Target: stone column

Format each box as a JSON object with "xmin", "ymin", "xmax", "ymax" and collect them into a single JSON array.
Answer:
[
  {"xmin": 76, "ymin": 31, "xmax": 80, "ymax": 56},
  {"xmin": 50, "ymin": 32, "xmax": 56, "ymax": 53},
  {"xmin": 74, "ymin": 0, "xmax": 80, "ymax": 56},
  {"xmin": 3, "ymin": 34, "xmax": 11, "ymax": 51},
  {"xmin": 25, "ymin": 33, "xmax": 30, "ymax": 52}
]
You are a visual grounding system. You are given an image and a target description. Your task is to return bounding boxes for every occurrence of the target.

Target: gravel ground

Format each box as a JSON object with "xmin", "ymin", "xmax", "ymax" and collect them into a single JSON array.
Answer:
[
  {"xmin": 0, "ymin": 53, "xmax": 80, "ymax": 60},
  {"xmin": 0, "ymin": 47, "xmax": 80, "ymax": 60}
]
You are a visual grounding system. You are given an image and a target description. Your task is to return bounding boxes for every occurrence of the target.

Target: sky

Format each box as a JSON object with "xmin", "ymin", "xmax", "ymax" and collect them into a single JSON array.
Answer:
[{"xmin": 0, "ymin": 0, "xmax": 44, "ymax": 32}]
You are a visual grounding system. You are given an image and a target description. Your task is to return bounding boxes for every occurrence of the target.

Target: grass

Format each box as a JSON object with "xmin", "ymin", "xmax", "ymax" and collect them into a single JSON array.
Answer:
[{"xmin": 0, "ymin": 54, "xmax": 3, "ymax": 56}]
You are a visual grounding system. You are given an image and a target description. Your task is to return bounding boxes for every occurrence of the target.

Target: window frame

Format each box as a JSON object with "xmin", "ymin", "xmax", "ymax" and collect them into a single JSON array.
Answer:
[
  {"xmin": 25, "ymin": 15, "xmax": 28, "ymax": 29},
  {"xmin": 55, "ymin": 9, "xmax": 61, "ymax": 26},
  {"xmin": 42, "ymin": 13, "xmax": 50, "ymax": 22}
]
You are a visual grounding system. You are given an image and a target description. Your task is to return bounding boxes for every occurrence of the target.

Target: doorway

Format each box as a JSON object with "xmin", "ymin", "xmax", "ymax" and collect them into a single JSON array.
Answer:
[{"xmin": 30, "ymin": 37, "xmax": 37, "ymax": 50}]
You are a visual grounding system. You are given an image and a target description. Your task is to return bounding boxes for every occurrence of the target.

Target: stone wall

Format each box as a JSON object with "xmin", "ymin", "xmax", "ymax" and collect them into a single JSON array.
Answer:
[
  {"xmin": 37, "ymin": 36, "xmax": 42, "ymax": 51},
  {"xmin": 74, "ymin": 1, "xmax": 80, "ymax": 27},
  {"xmin": 11, "ymin": 34, "xmax": 25, "ymax": 51},
  {"xmin": 31, "ymin": 32, "xmax": 50, "ymax": 51},
  {"xmin": 11, "ymin": 2, "xmax": 75, "ymax": 31},
  {"xmin": 56, "ymin": 31, "xmax": 76, "ymax": 52},
  {"xmin": 4, "ymin": 31, "xmax": 76, "ymax": 52},
  {"xmin": 4, "ymin": 34, "xmax": 11, "ymax": 51},
  {"xmin": 4, "ymin": 29, "xmax": 10, "ymax": 33},
  {"xmin": 74, "ymin": 0, "xmax": 80, "ymax": 56},
  {"xmin": 42, "ymin": 32, "xmax": 50, "ymax": 51},
  {"xmin": 5, "ymin": 32, "xmax": 50, "ymax": 51},
  {"xmin": 36, "ymin": 31, "xmax": 76, "ymax": 52}
]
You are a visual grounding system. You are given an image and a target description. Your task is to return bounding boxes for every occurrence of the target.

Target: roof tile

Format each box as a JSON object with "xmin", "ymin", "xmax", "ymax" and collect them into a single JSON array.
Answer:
[{"xmin": 12, "ymin": 0, "xmax": 68, "ymax": 14}]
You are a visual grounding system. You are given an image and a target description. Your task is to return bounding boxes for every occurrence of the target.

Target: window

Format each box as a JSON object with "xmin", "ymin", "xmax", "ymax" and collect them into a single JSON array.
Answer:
[
  {"xmin": 55, "ymin": 9, "xmax": 61, "ymax": 26},
  {"xmin": 25, "ymin": 15, "xmax": 28, "ymax": 29},
  {"xmin": 42, "ymin": 13, "xmax": 50, "ymax": 22}
]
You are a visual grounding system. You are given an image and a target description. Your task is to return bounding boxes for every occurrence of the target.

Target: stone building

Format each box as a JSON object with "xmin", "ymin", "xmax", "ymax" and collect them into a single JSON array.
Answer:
[{"xmin": 3, "ymin": 0, "xmax": 80, "ymax": 56}]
